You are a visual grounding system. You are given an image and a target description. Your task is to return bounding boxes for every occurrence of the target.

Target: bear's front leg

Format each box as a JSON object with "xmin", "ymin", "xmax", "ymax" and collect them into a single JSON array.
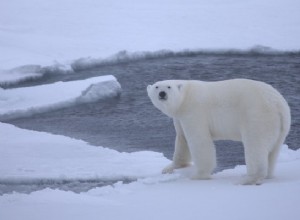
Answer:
[
  {"xmin": 182, "ymin": 123, "xmax": 216, "ymax": 180},
  {"xmin": 162, "ymin": 119, "xmax": 191, "ymax": 174},
  {"xmin": 189, "ymin": 137, "xmax": 216, "ymax": 180}
]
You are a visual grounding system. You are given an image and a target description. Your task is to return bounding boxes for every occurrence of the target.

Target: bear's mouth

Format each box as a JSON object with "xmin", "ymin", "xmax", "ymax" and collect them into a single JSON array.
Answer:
[{"xmin": 159, "ymin": 97, "xmax": 167, "ymax": 101}]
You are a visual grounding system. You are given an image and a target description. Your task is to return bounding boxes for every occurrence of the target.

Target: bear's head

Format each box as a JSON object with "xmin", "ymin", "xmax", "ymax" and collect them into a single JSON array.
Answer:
[{"xmin": 147, "ymin": 80, "xmax": 185, "ymax": 117}]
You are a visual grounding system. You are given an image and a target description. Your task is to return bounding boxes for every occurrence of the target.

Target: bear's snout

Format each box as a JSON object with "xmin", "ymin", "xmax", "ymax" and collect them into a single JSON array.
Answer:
[{"xmin": 159, "ymin": 91, "xmax": 167, "ymax": 100}]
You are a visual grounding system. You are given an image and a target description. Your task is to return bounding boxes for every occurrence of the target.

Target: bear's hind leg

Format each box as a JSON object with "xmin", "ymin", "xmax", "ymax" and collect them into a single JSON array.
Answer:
[
  {"xmin": 242, "ymin": 139, "xmax": 269, "ymax": 185},
  {"xmin": 267, "ymin": 140, "xmax": 283, "ymax": 179}
]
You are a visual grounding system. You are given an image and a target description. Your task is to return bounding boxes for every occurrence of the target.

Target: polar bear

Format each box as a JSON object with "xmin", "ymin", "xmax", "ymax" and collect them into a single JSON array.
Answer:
[{"xmin": 147, "ymin": 79, "xmax": 291, "ymax": 185}]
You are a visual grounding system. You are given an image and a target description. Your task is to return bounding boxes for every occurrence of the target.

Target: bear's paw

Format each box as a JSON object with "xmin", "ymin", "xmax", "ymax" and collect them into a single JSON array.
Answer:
[{"xmin": 162, "ymin": 163, "xmax": 176, "ymax": 174}]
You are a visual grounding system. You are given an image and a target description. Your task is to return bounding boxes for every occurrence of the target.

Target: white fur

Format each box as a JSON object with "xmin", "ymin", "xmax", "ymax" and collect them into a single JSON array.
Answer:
[{"xmin": 147, "ymin": 79, "xmax": 291, "ymax": 185}]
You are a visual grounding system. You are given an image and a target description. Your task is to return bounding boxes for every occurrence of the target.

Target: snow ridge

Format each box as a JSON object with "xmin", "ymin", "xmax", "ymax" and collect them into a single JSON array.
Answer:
[{"xmin": 71, "ymin": 47, "xmax": 300, "ymax": 71}]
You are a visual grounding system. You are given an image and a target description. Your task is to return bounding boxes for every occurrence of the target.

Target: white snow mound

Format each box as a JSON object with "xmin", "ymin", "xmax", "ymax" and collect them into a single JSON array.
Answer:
[{"xmin": 0, "ymin": 75, "xmax": 121, "ymax": 120}]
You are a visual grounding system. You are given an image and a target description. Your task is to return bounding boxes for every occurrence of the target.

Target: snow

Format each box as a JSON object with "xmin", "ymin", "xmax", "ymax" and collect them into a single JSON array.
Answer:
[
  {"xmin": 0, "ymin": 75, "xmax": 121, "ymax": 120},
  {"xmin": 1, "ymin": 0, "xmax": 300, "ymax": 83},
  {"xmin": 0, "ymin": 122, "xmax": 299, "ymax": 220}
]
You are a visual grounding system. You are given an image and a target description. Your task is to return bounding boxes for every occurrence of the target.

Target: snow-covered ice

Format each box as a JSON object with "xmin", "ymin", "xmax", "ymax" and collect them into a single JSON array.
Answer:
[
  {"xmin": 0, "ymin": 122, "xmax": 168, "ymax": 181},
  {"xmin": 0, "ymin": 75, "xmax": 121, "ymax": 120},
  {"xmin": 0, "ymin": 121, "xmax": 299, "ymax": 220},
  {"xmin": 1, "ymin": 0, "xmax": 300, "ymax": 84}
]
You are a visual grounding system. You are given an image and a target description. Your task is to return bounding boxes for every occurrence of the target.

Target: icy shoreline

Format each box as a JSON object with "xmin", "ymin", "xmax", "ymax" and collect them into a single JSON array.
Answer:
[
  {"xmin": 0, "ymin": 121, "xmax": 169, "ymax": 191},
  {"xmin": 1, "ymin": 48, "xmax": 300, "ymax": 87}
]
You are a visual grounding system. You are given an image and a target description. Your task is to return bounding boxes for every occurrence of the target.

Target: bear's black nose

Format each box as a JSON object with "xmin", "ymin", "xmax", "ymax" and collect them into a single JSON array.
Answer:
[{"xmin": 159, "ymin": 91, "xmax": 167, "ymax": 99}]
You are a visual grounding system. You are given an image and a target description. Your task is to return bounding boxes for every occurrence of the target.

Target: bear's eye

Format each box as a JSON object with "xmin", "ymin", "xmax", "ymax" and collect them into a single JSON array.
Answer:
[
  {"xmin": 155, "ymin": 86, "xmax": 159, "ymax": 89},
  {"xmin": 167, "ymin": 86, "xmax": 171, "ymax": 89}
]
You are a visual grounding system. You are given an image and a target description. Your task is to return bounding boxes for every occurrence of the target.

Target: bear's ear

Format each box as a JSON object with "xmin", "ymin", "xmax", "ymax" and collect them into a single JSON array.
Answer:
[
  {"xmin": 147, "ymin": 85, "xmax": 152, "ymax": 93},
  {"xmin": 177, "ymin": 84, "xmax": 183, "ymax": 91}
]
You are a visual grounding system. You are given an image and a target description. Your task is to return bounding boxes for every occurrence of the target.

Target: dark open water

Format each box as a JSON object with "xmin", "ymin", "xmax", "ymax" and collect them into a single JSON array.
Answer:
[{"xmin": 1, "ymin": 51, "xmax": 299, "ymax": 194}]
